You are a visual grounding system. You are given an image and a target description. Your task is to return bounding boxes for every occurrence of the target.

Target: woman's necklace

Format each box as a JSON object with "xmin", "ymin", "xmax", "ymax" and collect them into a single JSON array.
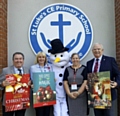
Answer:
[{"xmin": 72, "ymin": 64, "xmax": 81, "ymax": 69}]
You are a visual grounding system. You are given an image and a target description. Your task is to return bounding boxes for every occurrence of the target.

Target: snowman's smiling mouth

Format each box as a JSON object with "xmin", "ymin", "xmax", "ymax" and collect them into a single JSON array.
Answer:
[
  {"xmin": 54, "ymin": 60, "xmax": 68, "ymax": 64},
  {"xmin": 55, "ymin": 61, "xmax": 62, "ymax": 63}
]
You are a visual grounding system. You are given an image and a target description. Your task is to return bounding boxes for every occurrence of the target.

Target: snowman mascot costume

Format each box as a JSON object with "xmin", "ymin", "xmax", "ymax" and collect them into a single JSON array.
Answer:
[{"xmin": 48, "ymin": 39, "xmax": 70, "ymax": 116}]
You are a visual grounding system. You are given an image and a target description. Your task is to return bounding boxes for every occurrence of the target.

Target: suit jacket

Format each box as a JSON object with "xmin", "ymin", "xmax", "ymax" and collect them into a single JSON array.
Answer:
[
  {"xmin": 87, "ymin": 55, "xmax": 120, "ymax": 100},
  {"xmin": 0, "ymin": 65, "xmax": 29, "ymax": 106}
]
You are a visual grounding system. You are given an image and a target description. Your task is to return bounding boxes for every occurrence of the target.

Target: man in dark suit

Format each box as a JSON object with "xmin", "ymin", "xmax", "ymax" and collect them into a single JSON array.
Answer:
[
  {"xmin": 87, "ymin": 43, "xmax": 120, "ymax": 116},
  {"xmin": 0, "ymin": 52, "xmax": 30, "ymax": 116}
]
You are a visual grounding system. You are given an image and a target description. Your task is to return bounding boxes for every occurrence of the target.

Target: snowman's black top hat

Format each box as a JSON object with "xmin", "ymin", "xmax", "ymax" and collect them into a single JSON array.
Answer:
[{"xmin": 48, "ymin": 39, "xmax": 69, "ymax": 54}]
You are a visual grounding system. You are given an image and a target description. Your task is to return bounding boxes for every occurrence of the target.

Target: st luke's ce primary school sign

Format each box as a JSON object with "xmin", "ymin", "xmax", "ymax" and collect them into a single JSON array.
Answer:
[{"xmin": 29, "ymin": 3, "xmax": 93, "ymax": 60}]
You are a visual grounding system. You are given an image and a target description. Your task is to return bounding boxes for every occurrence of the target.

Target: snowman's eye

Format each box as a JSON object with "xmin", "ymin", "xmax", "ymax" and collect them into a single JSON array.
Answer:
[
  {"xmin": 61, "ymin": 55, "xmax": 63, "ymax": 57},
  {"xmin": 55, "ymin": 55, "xmax": 57, "ymax": 57}
]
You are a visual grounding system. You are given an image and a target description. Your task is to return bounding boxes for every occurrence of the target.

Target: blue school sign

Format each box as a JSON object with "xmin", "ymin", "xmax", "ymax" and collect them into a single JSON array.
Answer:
[{"xmin": 29, "ymin": 3, "xmax": 93, "ymax": 60}]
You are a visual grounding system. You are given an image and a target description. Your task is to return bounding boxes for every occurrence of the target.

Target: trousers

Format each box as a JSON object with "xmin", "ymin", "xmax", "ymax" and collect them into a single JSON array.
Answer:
[
  {"xmin": 94, "ymin": 100, "xmax": 116, "ymax": 116},
  {"xmin": 2, "ymin": 106, "xmax": 26, "ymax": 116},
  {"xmin": 53, "ymin": 97, "xmax": 69, "ymax": 116}
]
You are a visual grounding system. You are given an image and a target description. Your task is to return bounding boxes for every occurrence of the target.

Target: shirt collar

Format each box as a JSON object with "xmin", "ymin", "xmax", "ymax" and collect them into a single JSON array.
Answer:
[
  {"xmin": 36, "ymin": 63, "xmax": 48, "ymax": 68},
  {"xmin": 14, "ymin": 66, "xmax": 23, "ymax": 73},
  {"xmin": 14, "ymin": 66, "xmax": 23, "ymax": 70},
  {"xmin": 94, "ymin": 55, "xmax": 103, "ymax": 62}
]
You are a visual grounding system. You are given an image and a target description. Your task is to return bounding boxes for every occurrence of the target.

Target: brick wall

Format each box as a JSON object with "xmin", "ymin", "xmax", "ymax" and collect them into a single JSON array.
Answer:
[
  {"xmin": 0, "ymin": 0, "xmax": 119, "ymax": 116},
  {"xmin": 0, "ymin": 0, "xmax": 7, "ymax": 115},
  {"xmin": 115, "ymin": 0, "xmax": 120, "ymax": 116}
]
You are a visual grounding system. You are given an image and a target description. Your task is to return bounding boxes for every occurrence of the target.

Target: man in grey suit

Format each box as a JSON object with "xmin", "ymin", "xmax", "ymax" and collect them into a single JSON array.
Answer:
[{"xmin": 0, "ymin": 52, "xmax": 29, "ymax": 116}]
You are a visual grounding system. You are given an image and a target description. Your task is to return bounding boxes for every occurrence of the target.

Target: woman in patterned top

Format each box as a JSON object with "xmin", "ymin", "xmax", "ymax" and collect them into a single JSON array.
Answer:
[{"xmin": 63, "ymin": 53, "xmax": 88, "ymax": 116}]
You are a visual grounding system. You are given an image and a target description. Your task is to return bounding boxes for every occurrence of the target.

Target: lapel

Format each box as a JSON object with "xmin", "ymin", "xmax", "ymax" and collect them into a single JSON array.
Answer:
[
  {"xmin": 90, "ymin": 59, "xmax": 94, "ymax": 72},
  {"xmin": 10, "ymin": 66, "xmax": 26, "ymax": 74},
  {"xmin": 23, "ymin": 67, "xmax": 25, "ymax": 74},
  {"xmin": 10, "ymin": 65, "xmax": 16, "ymax": 74},
  {"xmin": 99, "ymin": 55, "xmax": 106, "ymax": 71}
]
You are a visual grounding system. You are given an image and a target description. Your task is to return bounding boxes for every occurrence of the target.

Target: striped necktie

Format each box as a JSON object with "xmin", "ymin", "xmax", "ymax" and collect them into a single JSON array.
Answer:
[
  {"xmin": 94, "ymin": 59, "xmax": 99, "ymax": 72},
  {"xmin": 18, "ymin": 69, "xmax": 22, "ymax": 75}
]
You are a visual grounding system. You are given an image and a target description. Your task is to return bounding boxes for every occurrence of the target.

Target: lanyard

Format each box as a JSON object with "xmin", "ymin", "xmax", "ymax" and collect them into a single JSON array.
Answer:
[
  {"xmin": 39, "ymin": 64, "xmax": 52, "ymax": 72},
  {"xmin": 73, "ymin": 69, "xmax": 77, "ymax": 82},
  {"xmin": 39, "ymin": 66, "xmax": 46, "ymax": 72}
]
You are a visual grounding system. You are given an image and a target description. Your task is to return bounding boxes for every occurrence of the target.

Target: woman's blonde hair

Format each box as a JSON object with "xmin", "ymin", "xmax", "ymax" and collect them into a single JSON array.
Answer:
[{"xmin": 35, "ymin": 51, "xmax": 47, "ymax": 65}]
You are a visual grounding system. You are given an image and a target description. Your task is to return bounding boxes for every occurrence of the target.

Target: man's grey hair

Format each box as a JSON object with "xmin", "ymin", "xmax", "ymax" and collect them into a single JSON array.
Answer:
[{"xmin": 92, "ymin": 43, "xmax": 104, "ymax": 50}]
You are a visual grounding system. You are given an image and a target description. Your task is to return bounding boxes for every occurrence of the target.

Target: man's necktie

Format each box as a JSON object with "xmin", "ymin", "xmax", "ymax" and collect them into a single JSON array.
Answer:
[
  {"xmin": 18, "ymin": 69, "xmax": 22, "ymax": 75},
  {"xmin": 94, "ymin": 59, "xmax": 99, "ymax": 72}
]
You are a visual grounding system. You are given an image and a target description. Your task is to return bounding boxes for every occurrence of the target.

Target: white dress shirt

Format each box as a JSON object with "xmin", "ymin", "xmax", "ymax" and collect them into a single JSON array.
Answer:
[
  {"xmin": 14, "ymin": 67, "xmax": 23, "ymax": 74},
  {"xmin": 92, "ymin": 55, "xmax": 102, "ymax": 72},
  {"xmin": 30, "ymin": 63, "xmax": 52, "ymax": 80}
]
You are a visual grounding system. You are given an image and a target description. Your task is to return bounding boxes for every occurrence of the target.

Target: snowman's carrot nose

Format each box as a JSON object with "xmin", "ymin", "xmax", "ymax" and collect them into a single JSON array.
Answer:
[{"xmin": 54, "ymin": 57, "xmax": 60, "ymax": 63}]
